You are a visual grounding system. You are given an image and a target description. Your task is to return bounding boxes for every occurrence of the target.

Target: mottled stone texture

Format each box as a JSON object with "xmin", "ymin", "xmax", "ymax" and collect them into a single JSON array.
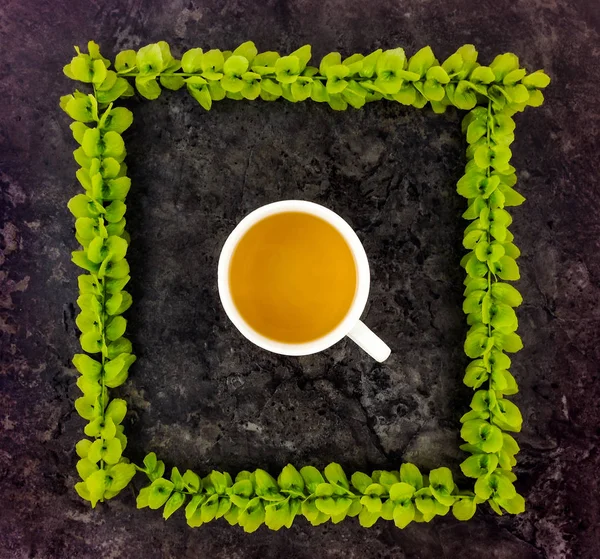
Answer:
[{"xmin": 1, "ymin": 0, "xmax": 599, "ymax": 557}]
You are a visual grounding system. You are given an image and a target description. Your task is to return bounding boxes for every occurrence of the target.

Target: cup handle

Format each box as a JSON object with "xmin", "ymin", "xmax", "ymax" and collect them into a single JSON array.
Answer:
[{"xmin": 347, "ymin": 320, "xmax": 391, "ymax": 362}]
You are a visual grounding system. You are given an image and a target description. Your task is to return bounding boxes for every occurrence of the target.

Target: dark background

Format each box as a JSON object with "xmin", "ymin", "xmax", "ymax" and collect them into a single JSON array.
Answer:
[{"xmin": 1, "ymin": 0, "xmax": 599, "ymax": 557}]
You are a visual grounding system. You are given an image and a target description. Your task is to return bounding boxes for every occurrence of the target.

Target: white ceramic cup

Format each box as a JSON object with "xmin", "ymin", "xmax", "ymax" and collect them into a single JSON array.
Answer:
[{"xmin": 217, "ymin": 200, "xmax": 391, "ymax": 362}]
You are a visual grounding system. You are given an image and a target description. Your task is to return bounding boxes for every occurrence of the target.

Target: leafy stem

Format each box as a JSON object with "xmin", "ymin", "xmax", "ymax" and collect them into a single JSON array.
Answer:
[{"xmin": 61, "ymin": 39, "xmax": 549, "ymax": 527}]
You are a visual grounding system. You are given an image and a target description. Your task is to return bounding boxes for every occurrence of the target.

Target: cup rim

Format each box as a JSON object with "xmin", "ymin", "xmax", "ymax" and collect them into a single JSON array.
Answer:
[{"xmin": 217, "ymin": 200, "xmax": 370, "ymax": 356}]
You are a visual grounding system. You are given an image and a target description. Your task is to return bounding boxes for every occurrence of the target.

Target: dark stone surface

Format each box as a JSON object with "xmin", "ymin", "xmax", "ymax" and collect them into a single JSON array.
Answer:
[{"xmin": 1, "ymin": 0, "xmax": 599, "ymax": 557}]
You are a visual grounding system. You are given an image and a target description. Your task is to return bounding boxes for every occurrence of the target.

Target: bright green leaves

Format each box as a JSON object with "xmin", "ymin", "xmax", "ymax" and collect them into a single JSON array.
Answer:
[
  {"xmin": 460, "ymin": 452, "xmax": 499, "ymax": 478},
  {"xmin": 275, "ymin": 55, "xmax": 301, "ymax": 84},
  {"xmin": 408, "ymin": 46, "xmax": 436, "ymax": 77},
  {"xmin": 458, "ymin": 172, "xmax": 500, "ymax": 199},
  {"xmin": 374, "ymin": 48, "xmax": 407, "ymax": 94},
  {"xmin": 474, "ymin": 469, "xmax": 517, "ymax": 503},
  {"xmin": 222, "ymin": 55, "xmax": 250, "ymax": 91},
  {"xmin": 62, "ymin": 93, "xmax": 99, "ymax": 123},
  {"xmin": 132, "ymin": 42, "xmax": 176, "ymax": 96},
  {"xmin": 64, "ymin": 43, "xmax": 109, "ymax": 85},
  {"xmin": 461, "ymin": 419, "xmax": 504, "ymax": 453},
  {"xmin": 325, "ymin": 64, "xmax": 350, "ymax": 94},
  {"xmin": 145, "ymin": 478, "xmax": 175, "ymax": 509},
  {"xmin": 186, "ymin": 76, "xmax": 212, "ymax": 110},
  {"xmin": 62, "ymin": 42, "xmax": 544, "ymax": 524},
  {"xmin": 399, "ymin": 463, "xmax": 423, "ymax": 490},
  {"xmin": 87, "ymin": 437, "xmax": 122, "ymax": 465},
  {"xmin": 278, "ymin": 464, "xmax": 305, "ymax": 497},
  {"xmin": 428, "ymin": 468, "xmax": 456, "ymax": 506},
  {"xmin": 136, "ymin": 43, "xmax": 164, "ymax": 77}
]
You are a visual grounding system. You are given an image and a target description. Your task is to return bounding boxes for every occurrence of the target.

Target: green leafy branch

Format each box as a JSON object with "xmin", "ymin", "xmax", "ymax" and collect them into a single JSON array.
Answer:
[
  {"xmin": 60, "ymin": 49, "xmax": 138, "ymax": 505},
  {"xmin": 60, "ymin": 40, "xmax": 549, "ymax": 526},
  {"xmin": 63, "ymin": 40, "xmax": 550, "ymax": 113},
  {"xmin": 136, "ymin": 454, "xmax": 479, "ymax": 532},
  {"xmin": 455, "ymin": 87, "xmax": 548, "ymax": 515}
]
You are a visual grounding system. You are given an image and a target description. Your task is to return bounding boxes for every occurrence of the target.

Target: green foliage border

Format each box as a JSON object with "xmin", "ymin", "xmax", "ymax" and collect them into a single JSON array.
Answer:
[{"xmin": 60, "ymin": 40, "xmax": 550, "ymax": 531}]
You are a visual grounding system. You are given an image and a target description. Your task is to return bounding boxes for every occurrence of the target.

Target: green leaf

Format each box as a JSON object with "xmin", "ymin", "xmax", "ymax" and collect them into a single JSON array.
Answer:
[
  {"xmin": 65, "ymin": 95, "xmax": 98, "ymax": 123},
  {"xmin": 84, "ymin": 416, "xmax": 116, "ymax": 438},
  {"xmin": 460, "ymin": 453, "xmax": 499, "ymax": 478},
  {"xmin": 464, "ymin": 330, "xmax": 490, "ymax": 358},
  {"xmin": 209, "ymin": 471, "xmax": 229, "ymax": 494},
  {"xmin": 223, "ymin": 54, "xmax": 249, "ymax": 76},
  {"xmin": 180, "ymin": 47, "xmax": 203, "ymax": 73},
  {"xmin": 522, "ymin": 70, "xmax": 550, "ymax": 89},
  {"xmin": 390, "ymin": 83, "xmax": 416, "ymax": 105},
  {"xmin": 488, "ymin": 253, "xmax": 517, "ymax": 281},
  {"xmin": 449, "ymin": 81, "xmax": 477, "ymax": 110},
  {"xmin": 233, "ymin": 41, "xmax": 258, "ymax": 64},
  {"xmin": 452, "ymin": 497, "xmax": 478, "ymax": 520},
  {"xmin": 202, "ymin": 49, "xmax": 225, "ymax": 74},
  {"xmin": 104, "ymin": 316, "xmax": 126, "ymax": 341},
  {"xmin": 399, "ymin": 463, "xmax": 423, "ymax": 490},
  {"xmin": 358, "ymin": 507, "xmax": 380, "ymax": 528},
  {"xmin": 160, "ymin": 75, "xmax": 185, "ymax": 91},
  {"xmin": 143, "ymin": 452, "xmax": 157, "ymax": 472},
  {"xmin": 163, "ymin": 491, "xmax": 186, "ymax": 520},
  {"xmin": 496, "ymin": 492, "xmax": 525, "ymax": 514},
  {"xmin": 76, "ymin": 457, "xmax": 99, "ymax": 480},
  {"xmin": 315, "ymin": 483, "xmax": 334, "ymax": 497},
  {"xmin": 85, "ymin": 469, "xmax": 107, "ymax": 507},
  {"xmin": 136, "ymin": 486, "xmax": 151, "ymax": 508},
  {"xmin": 290, "ymin": 78, "xmax": 313, "ymax": 101},
  {"xmin": 490, "ymin": 53, "xmax": 519, "ymax": 81},
  {"xmin": 106, "ymin": 462, "xmax": 136, "ymax": 493},
  {"xmin": 68, "ymin": 55, "xmax": 94, "ymax": 82},
  {"xmin": 378, "ymin": 471, "xmax": 400, "ymax": 490},
  {"xmin": 307, "ymin": 80, "xmax": 326, "ymax": 102},
  {"xmin": 491, "ymin": 398, "xmax": 523, "ymax": 432},
  {"xmin": 351, "ymin": 472, "xmax": 373, "ymax": 494},
  {"xmin": 354, "ymin": 49, "xmax": 380, "ymax": 78},
  {"xmin": 136, "ymin": 43, "xmax": 164, "ymax": 76},
  {"xmin": 389, "ymin": 482, "xmax": 415, "ymax": 502},
  {"xmin": 252, "ymin": 51, "xmax": 280, "ymax": 74},
  {"xmin": 278, "ymin": 464, "xmax": 305, "ymax": 495},
  {"xmin": 275, "ymin": 55, "xmax": 301, "ymax": 84},
  {"xmin": 115, "ymin": 49, "xmax": 137, "ymax": 73},
  {"xmin": 187, "ymin": 76, "xmax": 213, "ymax": 110},
  {"xmin": 75, "ymin": 395, "xmax": 101, "ymax": 421},
  {"xmin": 414, "ymin": 488, "xmax": 436, "ymax": 520},
  {"xmin": 135, "ymin": 77, "xmax": 162, "ymax": 100},
  {"xmin": 428, "ymin": 468, "xmax": 455, "ymax": 506},
  {"xmin": 102, "ymin": 438, "xmax": 122, "ymax": 464},
  {"xmin": 300, "ymin": 466, "xmax": 325, "ymax": 493},
  {"xmin": 320, "ymin": 52, "xmax": 342, "ymax": 75},
  {"xmin": 104, "ymin": 353, "xmax": 136, "ymax": 387},
  {"xmin": 408, "ymin": 46, "xmax": 435, "ymax": 77},
  {"xmin": 461, "ymin": 420, "xmax": 504, "ymax": 453},
  {"xmin": 324, "ymin": 463, "xmax": 350, "ymax": 491},
  {"xmin": 254, "ymin": 469, "xmax": 281, "ymax": 500},
  {"xmin": 393, "ymin": 501, "xmax": 415, "ymax": 528},
  {"xmin": 182, "ymin": 470, "xmax": 201, "ymax": 492},
  {"xmin": 470, "ymin": 66, "xmax": 496, "ymax": 84},
  {"xmin": 360, "ymin": 494, "xmax": 382, "ymax": 513},
  {"xmin": 290, "ymin": 45, "xmax": 311, "ymax": 70},
  {"xmin": 72, "ymin": 354, "xmax": 102, "ymax": 380},
  {"xmin": 105, "ymin": 398, "xmax": 127, "ymax": 425},
  {"xmin": 185, "ymin": 495, "xmax": 205, "ymax": 526},
  {"xmin": 148, "ymin": 478, "xmax": 175, "ymax": 509},
  {"xmin": 264, "ymin": 499, "xmax": 291, "ymax": 530},
  {"xmin": 422, "ymin": 80, "xmax": 445, "ymax": 102},
  {"xmin": 238, "ymin": 497, "xmax": 265, "ymax": 533}
]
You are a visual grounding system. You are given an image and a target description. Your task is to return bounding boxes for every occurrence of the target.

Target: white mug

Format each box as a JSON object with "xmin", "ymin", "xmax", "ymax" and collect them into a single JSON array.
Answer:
[{"xmin": 217, "ymin": 200, "xmax": 391, "ymax": 362}]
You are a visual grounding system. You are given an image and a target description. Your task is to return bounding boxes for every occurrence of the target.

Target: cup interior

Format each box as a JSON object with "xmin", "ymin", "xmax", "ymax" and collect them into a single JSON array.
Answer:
[{"xmin": 218, "ymin": 200, "xmax": 370, "ymax": 356}]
